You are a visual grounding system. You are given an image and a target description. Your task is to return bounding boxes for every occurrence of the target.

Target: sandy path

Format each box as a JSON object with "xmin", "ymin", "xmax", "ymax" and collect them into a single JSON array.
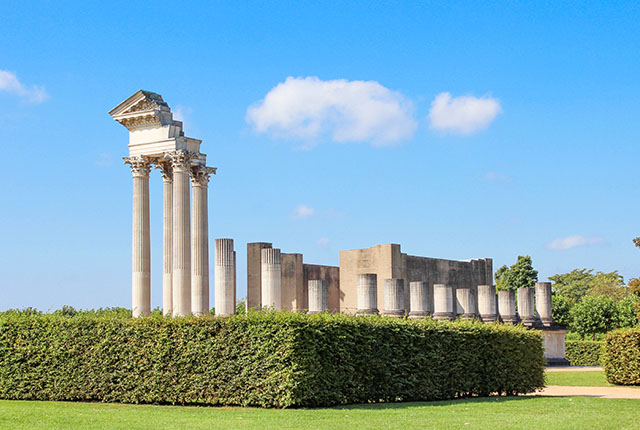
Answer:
[{"xmin": 533, "ymin": 385, "xmax": 640, "ymax": 399}]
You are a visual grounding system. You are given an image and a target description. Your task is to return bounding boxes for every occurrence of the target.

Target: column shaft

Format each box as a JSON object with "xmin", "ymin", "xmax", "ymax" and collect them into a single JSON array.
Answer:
[
  {"xmin": 261, "ymin": 248, "xmax": 282, "ymax": 309},
  {"xmin": 517, "ymin": 287, "xmax": 536, "ymax": 326},
  {"xmin": 171, "ymin": 152, "xmax": 192, "ymax": 317},
  {"xmin": 409, "ymin": 281, "xmax": 429, "ymax": 319},
  {"xmin": 382, "ymin": 278, "xmax": 405, "ymax": 317},
  {"xmin": 191, "ymin": 168, "xmax": 210, "ymax": 316},
  {"xmin": 433, "ymin": 284, "xmax": 454, "ymax": 320},
  {"xmin": 215, "ymin": 238, "xmax": 236, "ymax": 316},
  {"xmin": 536, "ymin": 282, "xmax": 553, "ymax": 327},
  {"xmin": 357, "ymin": 274, "xmax": 378, "ymax": 314},
  {"xmin": 498, "ymin": 290, "xmax": 517, "ymax": 324},
  {"xmin": 308, "ymin": 280, "xmax": 329, "ymax": 314},
  {"xmin": 159, "ymin": 164, "xmax": 173, "ymax": 316},
  {"xmin": 456, "ymin": 288, "xmax": 475, "ymax": 320},
  {"xmin": 477, "ymin": 284, "xmax": 497, "ymax": 323}
]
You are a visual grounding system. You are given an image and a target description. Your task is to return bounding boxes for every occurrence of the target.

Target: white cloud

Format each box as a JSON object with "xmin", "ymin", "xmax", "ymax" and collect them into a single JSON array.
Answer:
[
  {"xmin": 317, "ymin": 237, "xmax": 330, "ymax": 247},
  {"xmin": 0, "ymin": 70, "xmax": 49, "ymax": 104},
  {"xmin": 428, "ymin": 92, "xmax": 501, "ymax": 135},
  {"xmin": 546, "ymin": 235, "xmax": 607, "ymax": 250},
  {"xmin": 483, "ymin": 171, "xmax": 512, "ymax": 183},
  {"xmin": 246, "ymin": 76, "xmax": 417, "ymax": 146},
  {"xmin": 291, "ymin": 204, "xmax": 315, "ymax": 219},
  {"xmin": 173, "ymin": 105, "xmax": 193, "ymax": 130}
]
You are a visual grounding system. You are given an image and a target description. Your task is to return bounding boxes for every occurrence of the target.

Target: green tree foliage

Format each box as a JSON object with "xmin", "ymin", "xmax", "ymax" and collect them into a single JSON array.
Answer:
[
  {"xmin": 616, "ymin": 296, "xmax": 639, "ymax": 328},
  {"xmin": 551, "ymin": 294, "xmax": 572, "ymax": 328},
  {"xmin": 551, "ymin": 269, "xmax": 628, "ymax": 304},
  {"xmin": 589, "ymin": 271, "xmax": 627, "ymax": 302},
  {"xmin": 571, "ymin": 296, "xmax": 618, "ymax": 339},
  {"xmin": 236, "ymin": 299, "xmax": 247, "ymax": 315},
  {"xmin": 494, "ymin": 256, "xmax": 538, "ymax": 291}
]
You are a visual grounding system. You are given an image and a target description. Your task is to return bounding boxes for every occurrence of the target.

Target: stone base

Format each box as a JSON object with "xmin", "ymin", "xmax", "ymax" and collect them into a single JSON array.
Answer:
[
  {"xmin": 433, "ymin": 312, "xmax": 454, "ymax": 321},
  {"xmin": 382, "ymin": 310, "xmax": 405, "ymax": 318},
  {"xmin": 542, "ymin": 328, "xmax": 568, "ymax": 365},
  {"xmin": 541, "ymin": 317, "xmax": 553, "ymax": 328},
  {"xmin": 408, "ymin": 311, "xmax": 427, "ymax": 319},
  {"xmin": 501, "ymin": 316, "xmax": 518, "ymax": 325},
  {"xmin": 307, "ymin": 310, "xmax": 324, "ymax": 315},
  {"xmin": 356, "ymin": 309, "xmax": 379, "ymax": 316},
  {"xmin": 480, "ymin": 314, "xmax": 497, "ymax": 323},
  {"xmin": 461, "ymin": 313, "xmax": 476, "ymax": 320},
  {"xmin": 522, "ymin": 317, "xmax": 537, "ymax": 327}
]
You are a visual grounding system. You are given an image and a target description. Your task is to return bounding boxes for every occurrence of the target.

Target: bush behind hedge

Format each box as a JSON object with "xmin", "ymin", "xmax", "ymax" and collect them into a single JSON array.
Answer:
[
  {"xmin": 603, "ymin": 328, "xmax": 640, "ymax": 385},
  {"xmin": 0, "ymin": 312, "xmax": 545, "ymax": 407},
  {"xmin": 565, "ymin": 340, "xmax": 604, "ymax": 366}
]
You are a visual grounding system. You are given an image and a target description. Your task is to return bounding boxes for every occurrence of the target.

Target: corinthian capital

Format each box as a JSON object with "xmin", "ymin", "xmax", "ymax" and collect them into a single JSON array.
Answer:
[
  {"xmin": 155, "ymin": 161, "xmax": 173, "ymax": 182},
  {"xmin": 191, "ymin": 166, "xmax": 217, "ymax": 187},
  {"xmin": 123, "ymin": 156, "xmax": 151, "ymax": 177},
  {"xmin": 164, "ymin": 150, "xmax": 197, "ymax": 172}
]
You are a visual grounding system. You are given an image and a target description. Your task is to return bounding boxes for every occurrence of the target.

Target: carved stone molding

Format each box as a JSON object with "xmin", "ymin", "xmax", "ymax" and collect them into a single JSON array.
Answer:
[
  {"xmin": 123, "ymin": 156, "xmax": 151, "ymax": 177},
  {"xmin": 191, "ymin": 166, "xmax": 217, "ymax": 187}
]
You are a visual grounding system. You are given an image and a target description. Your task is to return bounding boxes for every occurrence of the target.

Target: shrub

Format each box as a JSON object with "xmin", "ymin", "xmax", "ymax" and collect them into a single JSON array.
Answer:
[
  {"xmin": 602, "ymin": 328, "xmax": 640, "ymax": 385},
  {"xmin": 0, "ymin": 312, "xmax": 545, "ymax": 407},
  {"xmin": 571, "ymin": 295, "xmax": 618, "ymax": 339},
  {"xmin": 565, "ymin": 340, "xmax": 604, "ymax": 366}
]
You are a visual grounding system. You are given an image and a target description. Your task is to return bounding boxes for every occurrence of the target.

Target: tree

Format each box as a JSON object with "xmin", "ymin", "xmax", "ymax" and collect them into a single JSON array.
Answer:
[
  {"xmin": 588, "ymin": 270, "xmax": 627, "ymax": 302},
  {"xmin": 549, "ymin": 269, "xmax": 593, "ymax": 304},
  {"xmin": 570, "ymin": 295, "xmax": 618, "ymax": 339},
  {"xmin": 551, "ymin": 294, "xmax": 572, "ymax": 328},
  {"xmin": 616, "ymin": 295, "xmax": 639, "ymax": 328},
  {"xmin": 495, "ymin": 256, "xmax": 538, "ymax": 291}
]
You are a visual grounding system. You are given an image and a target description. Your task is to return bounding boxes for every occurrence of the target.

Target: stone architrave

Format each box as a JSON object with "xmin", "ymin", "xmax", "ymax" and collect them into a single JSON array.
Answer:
[
  {"xmin": 517, "ymin": 287, "xmax": 536, "ymax": 326},
  {"xmin": 433, "ymin": 284, "xmax": 454, "ymax": 320},
  {"xmin": 356, "ymin": 274, "xmax": 378, "ymax": 315},
  {"xmin": 536, "ymin": 282, "xmax": 554, "ymax": 327},
  {"xmin": 408, "ymin": 281, "xmax": 429, "ymax": 319},
  {"xmin": 477, "ymin": 285, "xmax": 497, "ymax": 323},
  {"xmin": 456, "ymin": 288, "xmax": 476, "ymax": 320},
  {"xmin": 261, "ymin": 248, "xmax": 282, "ymax": 310},
  {"xmin": 382, "ymin": 278, "xmax": 405, "ymax": 318},
  {"xmin": 124, "ymin": 156, "xmax": 151, "ymax": 318},
  {"xmin": 215, "ymin": 238, "xmax": 236, "ymax": 316},
  {"xmin": 498, "ymin": 290, "xmax": 517, "ymax": 324},
  {"xmin": 308, "ymin": 280, "xmax": 329, "ymax": 314},
  {"xmin": 156, "ymin": 162, "xmax": 173, "ymax": 316},
  {"xmin": 191, "ymin": 166, "xmax": 216, "ymax": 316}
]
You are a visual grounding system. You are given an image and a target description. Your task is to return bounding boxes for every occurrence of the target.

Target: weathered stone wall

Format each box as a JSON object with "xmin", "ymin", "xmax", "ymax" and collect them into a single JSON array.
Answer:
[
  {"xmin": 303, "ymin": 264, "xmax": 340, "ymax": 313},
  {"xmin": 340, "ymin": 244, "xmax": 492, "ymax": 314},
  {"xmin": 247, "ymin": 242, "xmax": 272, "ymax": 309}
]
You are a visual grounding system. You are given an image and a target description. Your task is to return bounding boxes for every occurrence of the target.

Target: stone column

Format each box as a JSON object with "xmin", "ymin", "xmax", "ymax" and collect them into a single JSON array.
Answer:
[
  {"xmin": 517, "ymin": 287, "xmax": 536, "ymax": 326},
  {"xmin": 382, "ymin": 278, "xmax": 405, "ymax": 318},
  {"xmin": 409, "ymin": 281, "xmax": 429, "ymax": 319},
  {"xmin": 498, "ymin": 290, "xmax": 517, "ymax": 324},
  {"xmin": 308, "ymin": 280, "xmax": 328, "ymax": 314},
  {"xmin": 215, "ymin": 238, "xmax": 236, "ymax": 316},
  {"xmin": 357, "ymin": 273, "xmax": 378, "ymax": 315},
  {"xmin": 125, "ymin": 156, "xmax": 151, "ymax": 318},
  {"xmin": 168, "ymin": 150, "xmax": 192, "ymax": 317},
  {"xmin": 477, "ymin": 285, "xmax": 497, "ymax": 323},
  {"xmin": 433, "ymin": 284, "xmax": 454, "ymax": 320},
  {"xmin": 536, "ymin": 282, "xmax": 553, "ymax": 327},
  {"xmin": 261, "ymin": 248, "xmax": 282, "ymax": 310},
  {"xmin": 191, "ymin": 166, "xmax": 214, "ymax": 316},
  {"xmin": 456, "ymin": 288, "xmax": 475, "ymax": 320},
  {"xmin": 157, "ymin": 162, "xmax": 173, "ymax": 316}
]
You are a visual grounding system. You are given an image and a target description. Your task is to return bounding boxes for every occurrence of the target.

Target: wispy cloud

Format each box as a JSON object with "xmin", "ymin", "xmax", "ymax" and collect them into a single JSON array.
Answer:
[
  {"xmin": 246, "ymin": 76, "xmax": 417, "ymax": 146},
  {"xmin": 95, "ymin": 152, "xmax": 113, "ymax": 167},
  {"xmin": 173, "ymin": 105, "xmax": 193, "ymax": 130},
  {"xmin": 291, "ymin": 204, "xmax": 315, "ymax": 219},
  {"xmin": 316, "ymin": 237, "xmax": 330, "ymax": 247},
  {"xmin": 546, "ymin": 235, "xmax": 607, "ymax": 250},
  {"xmin": 483, "ymin": 171, "xmax": 512, "ymax": 183},
  {"xmin": 428, "ymin": 92, "xmax": 501, "ymax": 135},
  {"xmin": 0, "ymin": 70, "xmax": 49, "ymax": 104}
]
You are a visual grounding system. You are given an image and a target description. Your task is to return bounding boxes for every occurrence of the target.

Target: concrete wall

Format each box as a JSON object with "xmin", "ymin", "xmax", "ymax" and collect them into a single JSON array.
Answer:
[
  {"xmin": 246, "ymin": 242, "xmax": 271, "ymax": 309},
  {"xmin": 304, "ymin": 264, "xmax": 341, "ymax": 313},
  {"xmin": 340, "ymin": 244, "xmax": 492, "ymax": 314},
  {"xmin": 281, "ymin": 253, "xmax": 304, "ymax": 311}
]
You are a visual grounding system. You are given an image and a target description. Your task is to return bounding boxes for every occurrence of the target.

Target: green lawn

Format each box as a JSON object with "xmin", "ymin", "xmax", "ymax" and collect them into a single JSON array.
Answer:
[
  {"xmin": 546, "ymin": 371, "xmax": 612, "ymax": 387},
  {"xmin": 2, "ymin": 397, "xmax": 640, "ymax": 430}
]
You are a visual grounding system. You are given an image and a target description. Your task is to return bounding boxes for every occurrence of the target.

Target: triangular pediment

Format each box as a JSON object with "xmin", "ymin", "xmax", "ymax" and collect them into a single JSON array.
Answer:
[{"xmin": 108, "ymin": 90, "xmax": 168, "ymax": 117}]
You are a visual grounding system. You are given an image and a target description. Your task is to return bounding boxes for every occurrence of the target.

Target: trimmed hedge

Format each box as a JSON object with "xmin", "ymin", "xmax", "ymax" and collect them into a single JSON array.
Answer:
[
  {"xmin": 603, "ymin": 328, "xmax": 640, "ymax": 385},
  {"xmin": 0, "ymin": 312, "xmax": 545, "ymax": 407},
  {"xmin": 565, "ymin": 340, "xmax": 604, "ymax": 366}
]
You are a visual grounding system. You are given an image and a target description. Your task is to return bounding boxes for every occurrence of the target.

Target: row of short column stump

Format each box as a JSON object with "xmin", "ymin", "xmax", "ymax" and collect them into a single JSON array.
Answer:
[{"xmin": 307, "ymin": 273, "xmax": 553, "ymax": 326}]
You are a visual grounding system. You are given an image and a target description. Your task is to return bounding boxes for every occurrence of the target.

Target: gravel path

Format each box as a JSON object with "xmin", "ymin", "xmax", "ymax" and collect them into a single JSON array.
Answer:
[{"xmin": 534, "ymin": 385, "xmax": 640, "ymax": 399}]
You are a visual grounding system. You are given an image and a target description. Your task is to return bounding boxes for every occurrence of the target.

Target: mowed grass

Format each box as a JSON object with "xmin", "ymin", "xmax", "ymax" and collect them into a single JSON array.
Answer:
[
  {"xmin": 2, "ymin": 397, "xmax": 640, "ymax": 430},
  {"xmin": 545, "ymin": 370, "xmax": 612, "ymax": 387}
]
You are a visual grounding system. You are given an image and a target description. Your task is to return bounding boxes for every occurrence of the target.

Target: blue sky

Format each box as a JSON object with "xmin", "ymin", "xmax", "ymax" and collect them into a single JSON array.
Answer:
[{"xmin": 1, "ymin": 1, "xmax": 638, "ymax": 311}]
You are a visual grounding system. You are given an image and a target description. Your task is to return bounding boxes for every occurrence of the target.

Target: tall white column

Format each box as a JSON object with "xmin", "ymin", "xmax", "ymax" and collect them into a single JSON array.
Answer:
[
  {"xmin": 477, "ymin": 285, "xmax": 497, "ymax": 323},
  {"xmin": 409, "ymin": 281, "xmax": 429, "ymax": 319},
  {"xmin": 357, "ymin": 274, "xmax": 378, "ymax": 315},
  {"xmin": 517, "ymin": 287, "xmax": 536, "ymax": 326},
  {"xmin": 125, "ymin": 156, "xmax": 151, "ymax": 318},
  {"xmin": 261, "ymin": 248, "xmax": 282, "ymax": 310},
  {"xmin": 433, "ymin": 284, "xmax": 454, "ymax": 320},
  {"xmin": 308, "ymin": 280, "xmax": 329, "ymax": 314},
  {"xmin": 382, "ymin": 278, "xmax": 405, "ymax": 318},
  {"xmin": 215, "ymin": 238, "xmax": 236, "ymax": 316},
  {"xmin": 168, "ymin": 150, "xmax": 192, "ymax": 317},
  {"xmin": 157, "ymin": 162, "xmax": 173, "ymax": 317},
  {"xmin": 536, "ymin": 282, "xmax": 553, "ymax": 327},
  {"xmin": 191, "ymin": 166, "xmax": 213, "ymax": 316}
]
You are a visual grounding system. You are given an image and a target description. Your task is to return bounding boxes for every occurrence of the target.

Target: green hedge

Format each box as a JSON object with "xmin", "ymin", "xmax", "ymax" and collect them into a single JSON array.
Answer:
[
  {"xmin": 565, "ymin": 340, "xmax": 604, "ymax": 366},
  {"xmin": 603, "ymin": 328, "xmax": 640, "ymax": 385},
  {"xmin": 0, "ymin": 312, "xmax": 545, "ymax": 407}
]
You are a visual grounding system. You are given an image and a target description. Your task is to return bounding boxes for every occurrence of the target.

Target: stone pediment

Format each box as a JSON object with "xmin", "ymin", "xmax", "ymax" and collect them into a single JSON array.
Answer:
[{"xmin": 109, "ymin": 90, "xmax": 175, "ymax": 131}]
